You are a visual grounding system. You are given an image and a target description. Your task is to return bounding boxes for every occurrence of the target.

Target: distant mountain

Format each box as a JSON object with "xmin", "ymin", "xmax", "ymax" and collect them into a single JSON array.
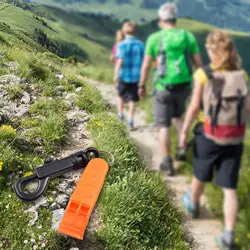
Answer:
[{"xmin": 31, "ymin": 0, "xmax": 250, "ymax": 32}]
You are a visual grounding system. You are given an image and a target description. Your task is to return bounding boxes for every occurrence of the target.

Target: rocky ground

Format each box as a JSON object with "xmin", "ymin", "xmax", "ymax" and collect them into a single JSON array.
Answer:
[{"xmin": 0, "ymin": 68, "xmax": 104, "ymax": 249}]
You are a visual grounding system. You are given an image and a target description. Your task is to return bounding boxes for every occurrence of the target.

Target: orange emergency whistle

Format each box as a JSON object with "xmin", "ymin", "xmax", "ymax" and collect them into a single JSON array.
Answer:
[{"xmin": 57, "ymin": 158, "xmax": 109, "ymax": 239}]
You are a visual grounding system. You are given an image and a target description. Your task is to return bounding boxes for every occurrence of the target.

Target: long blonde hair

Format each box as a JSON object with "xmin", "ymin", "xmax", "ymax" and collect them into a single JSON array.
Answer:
[
  {"xmin": 116, "ymin": 29, "xmax": 124, "ymax": 43},
  {"xmin": 206, "ymin": 30, "xmax": 242, "ymax": 71}
]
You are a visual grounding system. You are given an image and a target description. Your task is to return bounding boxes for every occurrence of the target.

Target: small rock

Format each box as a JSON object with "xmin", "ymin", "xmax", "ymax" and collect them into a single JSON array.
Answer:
[
  {"xmin": 20, "ymin": 78, "xmax": 30, "ymax": 84},
  {"xmin": 56, "ymin": 182, "xmax": 69, "ymax": 193},
  {"xmin": 70, "ymin": 248, "xmax": 79, "ymax": 250},
  {"xmin": 55, "ymin": 85, "xmax": 64, "ymax": 92},
  {"xmin": 75, "ymin": 87, "xmax": 82, "ymax": 93},
  {"xmin": 15, "ymin": 104, "xmax": 29, "ymax": 117},
  {"xmin": 25, "ymin": 208, "xmax": 38, "ymax": 226},
  {"xmin": 15, "ymin": 138, "xmax": 32, "ymax": 152},
  {"xmin": 26, "ymin": 182, "xmax": 38, "ymax": 192},
  {"xmin": 21, "ymin": 92, "xmax": 31, "ymax": 104},
  {"xmin": 56, "ymin": 74, "xmax": 64, "ymax": 80},
  {"xmin": 65, "ymin": 93, "xmax": 77, "ymax": 104},
  {"xmin": 52, "ymin": 209, "xmax": 65, "ymax": 230},
  {"xmin": 35, "ymin": 196, "xmax": 50, "ymax": 208},
  {"xmin": 65, "ymin": 188, "xmax": 74, "ymax": 196},
  {"xmin": 5, "ymin": 61, "xmax": 19, "ymax": 71},
  {"xmin": 49, "ymin": 203, "xmax": 60, "ymax": 211},
  {"xmin": 56, "ymin": 194, "xmax": 69, "ymax": 207},
  {"xmin": 0, "ymin": 75, "xmax": 20, "ymax": 85},
  {"xmin": 61, "ymin": 197, "xmax": 70, "ymax": 209}
]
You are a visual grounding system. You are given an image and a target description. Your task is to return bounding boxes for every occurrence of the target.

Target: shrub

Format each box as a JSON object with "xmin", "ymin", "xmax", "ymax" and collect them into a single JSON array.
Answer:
[
  {"xmin": 77, "ymin": 84, "xmax": 107, "ymax": 113},
  {"xmin": 38, "ymin": 116, "xmax": 67, "ymax": 152},
  {"xmin": 29, "ymin": 99, "xmax": 67, "ymax": 117},
  {"xmin": 5, "ymin": 84, "xmax": 24, "ymax": 100}
]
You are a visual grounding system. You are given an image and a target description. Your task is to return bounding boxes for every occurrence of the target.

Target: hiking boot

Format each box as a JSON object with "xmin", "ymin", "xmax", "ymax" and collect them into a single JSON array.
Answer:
[
  {"xmin": 182, "ymin": 192, "xmax": 199, "ymax": 219},
  {"xmin": 175, "ymin": 147, "xmax": 187, "ymax": 161},
  {"xmin": 118, "ymin": 113, "xmax": 124, "ymax": 121},
  {"xmin": 160, "ymin": 156, "xmax": 175, "ymax": 176},
  {"xmin": 215, "ymin": 235, "xmax": 234, "ymax": 250},
  {"xmin": 128, "ymin": 120, "xmax": 134, "ymax": 131}
]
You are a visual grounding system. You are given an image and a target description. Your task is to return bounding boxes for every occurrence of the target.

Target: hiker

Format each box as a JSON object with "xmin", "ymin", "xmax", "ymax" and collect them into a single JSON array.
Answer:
[
  {"xmin": 110, "ymin": 30, "xmax": 124, "ymax": 64},
  {"xmin": 180, "ymin": 30, "xmax": 250, "ymax": 250},
  {"xmin": 114, "ymin": 21, "xmax": 144, "ymax": 130},
  {"xmin": 139, "ymin": 3, "xmax": 202, "ymax": 176}
]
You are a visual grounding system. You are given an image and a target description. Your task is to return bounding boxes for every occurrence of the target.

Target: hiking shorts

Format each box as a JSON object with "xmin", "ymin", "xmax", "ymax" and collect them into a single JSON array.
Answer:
[
  {"xmin": 154, "ymin": 84, "xmax": 190, "ymax": 127},
  {"xmin": 193, "ymin": 132, "xmax": 244, "ymax": 189},
  {"xmin": 117, "ymin": 81, "xmax": 139, "ymax": 102}
]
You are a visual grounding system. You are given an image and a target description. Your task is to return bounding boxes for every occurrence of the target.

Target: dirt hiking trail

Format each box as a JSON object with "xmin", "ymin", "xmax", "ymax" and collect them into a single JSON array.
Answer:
[{"xmin": 87, "ymin": 78, "xmax": 222, "ymax": 250}]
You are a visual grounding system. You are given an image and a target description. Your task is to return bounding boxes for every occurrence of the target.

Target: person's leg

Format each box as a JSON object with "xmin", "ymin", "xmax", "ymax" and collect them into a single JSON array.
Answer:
[
  {"xmin": 154, "ymin": 91, "xmax": 174, "ymax": 175},
  {"xmin": 172, "ymin": 89, "xmax": 190, "ymax": 160},
  {"xmin": 223, "ymin": 188, "xmax": 238, "ymax": 232},
  {"xmin": 172, "ymin": 117, "xmax": 183, "ymax": 137},
  {"xmin": 159, "ymin": 127, "xmax": 170, "ymax": 156},
  {"xmin": 117, "ymin": 82, "xmax": 126, "ymax": 120},
  {"xmin": 117, "ymin": 96, "xmax": 125, "ymax": 119},
  {"xmin": 191, "ymin": 176, "xmax": 205, "ymax": 204},
  {"xmin": 215, "ymin": 143, "xmax": 243, "ymax": 248},
  {"xmin": 128, "ymin": 101, "xmax": 136, "ymax": 128}
]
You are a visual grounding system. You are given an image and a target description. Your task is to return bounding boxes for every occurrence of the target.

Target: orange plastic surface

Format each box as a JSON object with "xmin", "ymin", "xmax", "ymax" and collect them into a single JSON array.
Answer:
[{"xmin": 57, "ymin": 158, "xmax": 109, "ymax": 240}]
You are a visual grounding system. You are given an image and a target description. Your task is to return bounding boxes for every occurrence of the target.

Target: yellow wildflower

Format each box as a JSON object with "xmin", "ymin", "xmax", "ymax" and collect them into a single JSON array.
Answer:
[
  {"xmin": 235, "ymin": 237, "xmax": 240, "ymax": 243},
  {"xmin": 24, "ymin": 172, "xmax": 33, "ymax": 177},
  {"xmin": 248, "ymin": 233, "xmax": 250, "ymax": 239},
  {"xmin": 0, "ymin": 162, "xmax": 4, "ymax": 172}
]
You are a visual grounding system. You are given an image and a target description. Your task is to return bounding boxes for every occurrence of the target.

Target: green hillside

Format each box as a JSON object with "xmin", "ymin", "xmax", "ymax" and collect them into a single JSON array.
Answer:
[
  {"xmin": 32, "ymin": 0, "xmax": 250, "ymax": 32},
  {"xmin": 1, "ymin": 2, "xmax": 250, "ymax": 75},
  {"xmin": 0, "ymin": 2, "xmax": 117, "ymax": 65}
]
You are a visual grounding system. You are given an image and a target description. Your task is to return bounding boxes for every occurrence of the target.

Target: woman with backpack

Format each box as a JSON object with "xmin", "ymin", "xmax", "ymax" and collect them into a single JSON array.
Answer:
[{"xmin": 180, "ymin": 30, "xmax": 250, "ymax": 250}]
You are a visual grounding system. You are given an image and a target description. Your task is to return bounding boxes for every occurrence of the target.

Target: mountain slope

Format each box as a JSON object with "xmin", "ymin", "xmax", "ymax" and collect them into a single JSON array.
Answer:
[
  {"xmin": 31, "ymin": 0, "xmax": 250, "ymax": 32},
  {"xmin": 0, "ymin": 2, "xmax": 119, "ymax": 64},
  {"xmin": 2, "ymin": 2, "xmax": 250, "ymax": 75}
]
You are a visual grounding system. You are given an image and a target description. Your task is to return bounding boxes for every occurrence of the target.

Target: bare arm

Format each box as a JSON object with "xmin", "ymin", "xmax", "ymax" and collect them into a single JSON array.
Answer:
[
  {"xmin": 182, "ymin": 79, "xmax": 203, "ymax": 134},
  {"xmin": 192, "ymin": 54, "xmax": 202, "ymax": 69},
  {"xmin": 114, "ymin": 58, "xmax": 123, "ymax": 85},
  {"xmin": 139, "ymin": 55, "xmax": 152, "ymax": 87},
  {"xmin": 179, "ymin": 79, "xmax": 203, "ymax": 148}
]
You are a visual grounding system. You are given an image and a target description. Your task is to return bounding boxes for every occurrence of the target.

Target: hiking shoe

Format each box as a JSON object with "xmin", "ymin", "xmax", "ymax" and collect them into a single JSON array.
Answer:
[
  {"xmin": 160, "ymin": 156, "xmax": 175, "ymax": 176},
  {"xmin": 118, "ymin": 113, "xmax": 124, "ymax": 121},
  {"xmin": 175, "ymin": 147, "xmax": 187, "ymax": 161},
  {"xmin": 215, "ymin": 236, "xmax": 234, "ymax": 250},
  {"xmin": 128, "ymin": 120, "xmax": 134, "ymax": 131},
  {"xmin": 182, "ymin": 192, "xmax": 199, "ymax": 219}
]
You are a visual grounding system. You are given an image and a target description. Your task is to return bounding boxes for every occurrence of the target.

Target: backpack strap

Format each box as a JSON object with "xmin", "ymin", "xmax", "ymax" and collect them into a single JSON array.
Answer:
[
  {"xmin": 237, "ymin": 89, "xmax": 244, "ymax": 126},
  {"xmin": 202, "ymin": 65, "xmax": 214, "ymax": 80},
  {"xmin": 184, "ymin": 31, "xmax": 193, "ymax": 75},
  {"xmin": 202, "ymin": 65, "xmax": 222, "ymax": 134}
]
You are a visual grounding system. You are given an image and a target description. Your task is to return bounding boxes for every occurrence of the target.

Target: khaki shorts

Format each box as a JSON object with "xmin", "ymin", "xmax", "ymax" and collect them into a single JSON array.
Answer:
[{"xmin": 154, "ymin": 87, "xmax": 190, "ymax": 127}]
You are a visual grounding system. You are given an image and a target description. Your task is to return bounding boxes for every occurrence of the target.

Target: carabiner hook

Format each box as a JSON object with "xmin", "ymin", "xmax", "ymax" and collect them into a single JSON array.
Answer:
[
  {"xmin": 13, "ymin": 174, "xmax": 50, "ymax": 202},
  {"xmin": 13, "ymin": 148, "xmax": 100, "ymax": 202}
]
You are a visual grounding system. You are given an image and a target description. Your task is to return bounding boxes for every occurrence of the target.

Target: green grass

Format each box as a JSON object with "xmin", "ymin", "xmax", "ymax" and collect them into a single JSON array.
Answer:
[
  {"xmin": 29, "ymin": 98, "xmax": 68, "ymax": 116},
  {"xmin": 87, "ymin": 114, "xmax": 189, "ymax": 249}
]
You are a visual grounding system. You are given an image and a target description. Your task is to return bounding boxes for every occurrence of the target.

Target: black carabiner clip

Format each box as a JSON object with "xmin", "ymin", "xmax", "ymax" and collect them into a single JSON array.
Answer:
[{"xmin": 13, "ymin": 148, "xmax": 100, "ymax": 202}]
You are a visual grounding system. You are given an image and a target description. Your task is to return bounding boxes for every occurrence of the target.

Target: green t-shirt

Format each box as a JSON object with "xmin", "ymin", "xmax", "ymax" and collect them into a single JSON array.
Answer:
[{"xmin": 146, "ymin": 28, "xmax": 200, "ymax": 91}]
